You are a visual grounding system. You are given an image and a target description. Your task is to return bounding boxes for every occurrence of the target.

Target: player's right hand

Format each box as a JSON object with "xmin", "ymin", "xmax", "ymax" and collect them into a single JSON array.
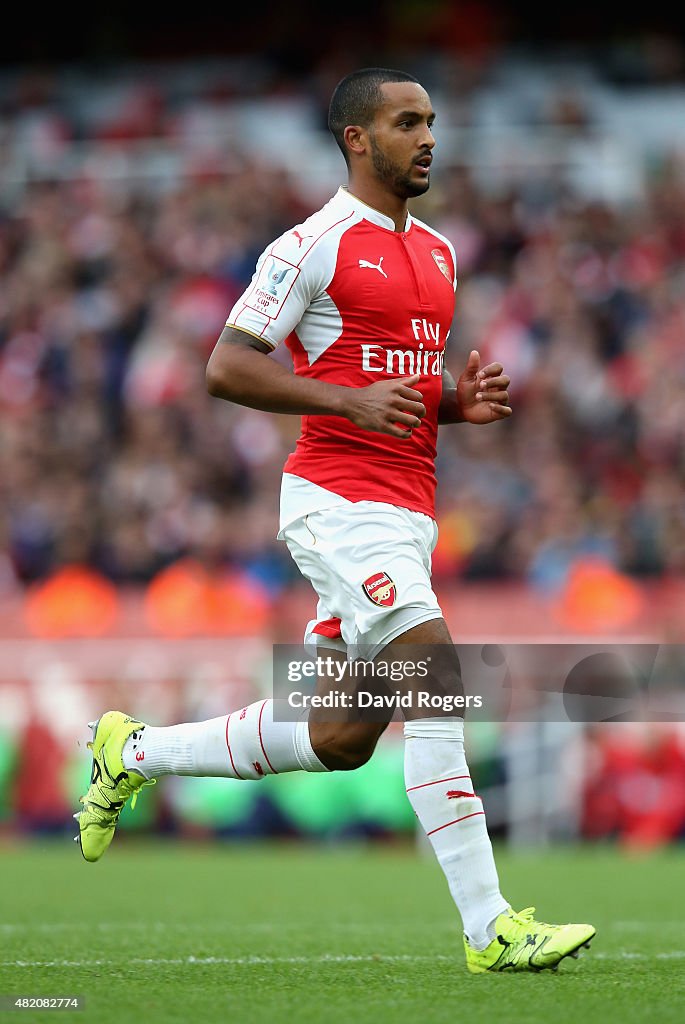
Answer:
[{"xmin": 345, "ymin": 374, "xmax": 426, "ymax": 439}]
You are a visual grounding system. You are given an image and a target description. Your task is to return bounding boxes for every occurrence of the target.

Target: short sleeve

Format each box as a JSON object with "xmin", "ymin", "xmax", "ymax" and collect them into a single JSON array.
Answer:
[{"xmin": 225, "ymin": 232, "xmax": 326, "ymax": 350}]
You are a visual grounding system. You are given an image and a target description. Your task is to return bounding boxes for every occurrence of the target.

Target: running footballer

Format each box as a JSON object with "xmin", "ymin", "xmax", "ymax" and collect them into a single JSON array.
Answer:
[{"xmin": 76, "ymin": 69, "xmax": 596, "ymax": 974}]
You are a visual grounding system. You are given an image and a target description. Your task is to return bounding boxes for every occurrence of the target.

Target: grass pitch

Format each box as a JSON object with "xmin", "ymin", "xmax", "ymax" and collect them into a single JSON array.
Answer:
[{"xmin": 1, "ymin": 841, "xmax": 684, "ymax": 1024}]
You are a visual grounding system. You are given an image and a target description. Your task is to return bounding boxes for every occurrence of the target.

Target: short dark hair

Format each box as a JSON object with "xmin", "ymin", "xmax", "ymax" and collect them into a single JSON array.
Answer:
[{"xmin": 328, "ymin": 68, "xmax": 419, "ymax": 164}]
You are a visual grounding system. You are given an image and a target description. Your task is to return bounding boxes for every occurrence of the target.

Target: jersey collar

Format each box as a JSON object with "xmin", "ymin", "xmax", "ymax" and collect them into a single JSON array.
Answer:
[{"xmin": 336, "ymin": 186, "xmax": 412, "ymax": 233}]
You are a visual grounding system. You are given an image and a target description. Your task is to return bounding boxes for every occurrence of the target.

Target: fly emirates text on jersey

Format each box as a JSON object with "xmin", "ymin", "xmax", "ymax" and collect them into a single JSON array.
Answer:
[{"xmin": 361, "ymin": 318, "xmax": 445, "ymax": 377}]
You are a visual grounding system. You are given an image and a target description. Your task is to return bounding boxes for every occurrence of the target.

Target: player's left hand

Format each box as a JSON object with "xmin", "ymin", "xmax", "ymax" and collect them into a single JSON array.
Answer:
[{"xmin": 457, "ymin": 350, "xmax": 512, "ymax": 424}]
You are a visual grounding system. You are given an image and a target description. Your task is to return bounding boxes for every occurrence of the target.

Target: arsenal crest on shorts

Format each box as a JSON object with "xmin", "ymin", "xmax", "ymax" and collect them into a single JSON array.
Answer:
[
  {"xmin": 362, "ymin": 572, "xmax": 396, "ymax": 607},
  {"xmin": 431, "ymin": 248, "xmax": 452, "ymax": 284}
]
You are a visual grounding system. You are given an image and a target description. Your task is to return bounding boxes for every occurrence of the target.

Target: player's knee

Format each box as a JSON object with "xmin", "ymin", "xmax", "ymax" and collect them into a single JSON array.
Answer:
[
  {"xmin": 329, "ymin": 736, "xmax": 375, "ymax": 771},
  {"xmin": 310, "ymin": 724, "xmax": 379, "ymax": 771}
]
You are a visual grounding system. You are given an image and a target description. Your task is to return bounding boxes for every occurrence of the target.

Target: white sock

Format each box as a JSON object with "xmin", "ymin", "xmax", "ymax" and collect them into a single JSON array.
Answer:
[
  {"xmin": 122, "ymin": 699, "xmax": 328, "ymax": 781},
  {"xmin": 404, "ymin": 717, "xmax": 509, "ymax": 950}
]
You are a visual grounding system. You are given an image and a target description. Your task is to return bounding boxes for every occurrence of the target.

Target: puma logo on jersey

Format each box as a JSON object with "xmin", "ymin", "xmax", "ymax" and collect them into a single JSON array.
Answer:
[
  {"xmin": 292, "ymin": 230, "xmax": 312, "ymax": 247},
  {"xmin": 358, "ymin": 256, "xmax": 387, "ymax": 278}
]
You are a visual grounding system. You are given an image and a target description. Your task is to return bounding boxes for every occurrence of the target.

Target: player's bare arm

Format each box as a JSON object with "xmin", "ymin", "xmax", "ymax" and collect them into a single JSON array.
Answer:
[
  {"xmin": 438, "ymin": 350, "xmax": 511, "ymax": 424},
  {"xmin": 207, "ymin": 326, "xmax": 426, "ymax": 440}
]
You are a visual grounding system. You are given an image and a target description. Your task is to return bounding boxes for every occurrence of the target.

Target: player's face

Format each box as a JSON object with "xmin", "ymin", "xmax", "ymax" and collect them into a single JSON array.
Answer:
[{"xmin": 368, "ymin": 82, "xmax": 436, "ymax": 199}]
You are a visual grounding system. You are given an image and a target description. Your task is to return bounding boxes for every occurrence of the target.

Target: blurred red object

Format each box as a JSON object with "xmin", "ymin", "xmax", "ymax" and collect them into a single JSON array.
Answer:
[
  {"xmin": 582, "ymin": 726, "xmax": 685, "ymax": 849},
  {"xmin": 13, "ymin": 717, "xmax": 70, "ymax": 829},
  {"xmin": 24, "ymin": 565, "xmax": 119, "ymax": 637},
  {"xmin": 144, "ymin": 559, "xmax": 270, "ymax": 636},
  {"xmin": 555, "ymin": 558, "xmax": 644, "ymax": 633}
]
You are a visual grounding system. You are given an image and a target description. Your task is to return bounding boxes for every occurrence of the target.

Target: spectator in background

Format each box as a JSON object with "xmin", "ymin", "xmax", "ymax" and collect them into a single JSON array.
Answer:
[{"xmin": 581, "ymin": 725, "xmax": 685, "ymax": 848}]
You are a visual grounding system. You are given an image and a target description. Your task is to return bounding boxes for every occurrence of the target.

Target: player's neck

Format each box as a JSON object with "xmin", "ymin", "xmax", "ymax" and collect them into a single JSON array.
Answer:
[{"xmin": 345, "ymin": 179, "xmax": 409, "ymax": 232}]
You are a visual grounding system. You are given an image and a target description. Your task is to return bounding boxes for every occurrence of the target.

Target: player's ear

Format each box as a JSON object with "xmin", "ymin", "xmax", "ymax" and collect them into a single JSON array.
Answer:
[{"xmin": 343, "ymin": 124, "xmax": 367, "ymax": 159}]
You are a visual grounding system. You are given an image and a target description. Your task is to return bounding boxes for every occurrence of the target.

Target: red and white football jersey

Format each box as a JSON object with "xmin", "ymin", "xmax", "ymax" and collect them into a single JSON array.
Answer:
[{"xmin": 226, "ymin": 187, "xmax": 457, "ymax": 520}]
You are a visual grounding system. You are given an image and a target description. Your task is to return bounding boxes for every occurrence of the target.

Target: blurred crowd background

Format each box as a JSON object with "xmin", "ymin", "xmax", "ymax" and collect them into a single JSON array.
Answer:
[{"xmin": 1, "ymin": 2, "xmax": 684, "ymax": 846}]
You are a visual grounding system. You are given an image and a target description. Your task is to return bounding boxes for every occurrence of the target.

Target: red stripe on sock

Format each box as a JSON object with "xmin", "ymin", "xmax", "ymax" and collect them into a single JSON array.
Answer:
[
  {"xmin": 426, "ymin": 811, "xmax": 485, "ymax": 837},
  {"xmin": 225, "ymin": 713, "xmax": 244, "ymax": 780},
  {"xmin": 406, "ymin": 775, "xmax": 471, "ymax": 793},
  {"xmin": 258, "ymin": 699, "xmax": 277, "ymax": 774}
]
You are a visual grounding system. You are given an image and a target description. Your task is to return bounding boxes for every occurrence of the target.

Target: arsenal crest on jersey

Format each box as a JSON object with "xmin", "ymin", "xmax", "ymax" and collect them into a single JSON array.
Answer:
[
  {"xmin": 431, "ymin": 248, "xmax": 452, "ymax": 284},
  {"xmin": 362, "ymin": 572, "xmax": 396, "ymax": 607}
]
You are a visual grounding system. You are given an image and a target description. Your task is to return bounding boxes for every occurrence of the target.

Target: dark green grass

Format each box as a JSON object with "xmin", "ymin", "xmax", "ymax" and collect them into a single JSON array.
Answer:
[{"xmin": 1, "ymin": 840, "xmax": 684, "ymax": 1024}]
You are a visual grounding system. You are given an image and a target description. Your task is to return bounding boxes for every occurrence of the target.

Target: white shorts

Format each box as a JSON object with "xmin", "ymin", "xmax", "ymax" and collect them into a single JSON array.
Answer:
[{"xmin": 281, "ymin": 500, "xmax": 442, "ymax": 661}]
